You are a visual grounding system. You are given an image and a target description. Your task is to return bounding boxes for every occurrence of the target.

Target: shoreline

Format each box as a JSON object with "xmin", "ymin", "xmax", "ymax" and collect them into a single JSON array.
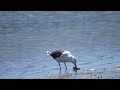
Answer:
[{"xmin": 38, "ymin": 66, "xmax": 120, "ymax": 79}]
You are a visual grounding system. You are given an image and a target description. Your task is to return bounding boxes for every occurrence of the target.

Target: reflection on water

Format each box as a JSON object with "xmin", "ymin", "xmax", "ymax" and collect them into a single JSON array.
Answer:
[
  {"xmin": 56, "ymin": 67, "xmax": 80, "ymax": 79},
  {"xmin": 73, "ymin": 68, "xmax": 79, "ymax": 73}
]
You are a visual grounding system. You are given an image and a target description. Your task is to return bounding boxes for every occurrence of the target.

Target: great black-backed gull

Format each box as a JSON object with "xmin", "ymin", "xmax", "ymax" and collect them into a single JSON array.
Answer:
[{"xmin": 47, "ymin": 49, "xmax": 80, "ymax": 70}]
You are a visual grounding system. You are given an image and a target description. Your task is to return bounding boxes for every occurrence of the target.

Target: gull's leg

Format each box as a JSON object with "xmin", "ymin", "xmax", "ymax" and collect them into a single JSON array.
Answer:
[
  {"xmin": 64, "ymin": 62, "xmax": 67, "ymax": 70},
  {"xmin": 59, "ymin": 62, "xmax": 61, "ymax": 70}
]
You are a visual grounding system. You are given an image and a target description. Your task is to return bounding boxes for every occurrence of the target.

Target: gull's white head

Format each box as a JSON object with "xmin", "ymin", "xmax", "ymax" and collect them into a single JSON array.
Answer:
[{"xmin": 47, "ymin": 51, "xmax": 51, "ymax": 55}]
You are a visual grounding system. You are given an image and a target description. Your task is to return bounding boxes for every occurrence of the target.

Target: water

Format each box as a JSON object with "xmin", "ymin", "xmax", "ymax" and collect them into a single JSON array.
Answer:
[{"xmin": 0, "ymin": 11, "xmax": 120, "ymax": 79}]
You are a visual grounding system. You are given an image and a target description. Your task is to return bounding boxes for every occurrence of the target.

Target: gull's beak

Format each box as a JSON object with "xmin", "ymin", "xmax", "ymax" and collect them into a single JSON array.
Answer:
[{"xmin": 73, "ymin": 63, "xmax": 80, "ymax": 70}]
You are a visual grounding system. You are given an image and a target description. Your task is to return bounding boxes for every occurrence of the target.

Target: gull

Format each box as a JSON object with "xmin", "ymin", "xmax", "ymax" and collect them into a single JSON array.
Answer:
[{"xmin": 47, "ymin": 49, "xmax": 79, "ymax": 70}]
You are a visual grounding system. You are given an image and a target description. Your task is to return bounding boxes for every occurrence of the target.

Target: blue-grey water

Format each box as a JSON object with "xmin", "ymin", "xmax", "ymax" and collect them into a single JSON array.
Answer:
[{"xmin": 0, "ymin": 11, "xmax": 120, "ymax": 79}]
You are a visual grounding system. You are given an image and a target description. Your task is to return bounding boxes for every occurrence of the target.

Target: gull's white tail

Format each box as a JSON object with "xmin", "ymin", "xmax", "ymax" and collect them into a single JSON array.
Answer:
[{"xmin": 47, "ymin": 51, "xmax": 51, "ymax": 55}]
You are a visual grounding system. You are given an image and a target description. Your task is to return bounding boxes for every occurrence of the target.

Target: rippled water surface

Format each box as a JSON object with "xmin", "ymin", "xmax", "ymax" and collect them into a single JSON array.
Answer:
[{"xmin": 0, "ymin": 11, "xmax": 120, "ymax": 78}]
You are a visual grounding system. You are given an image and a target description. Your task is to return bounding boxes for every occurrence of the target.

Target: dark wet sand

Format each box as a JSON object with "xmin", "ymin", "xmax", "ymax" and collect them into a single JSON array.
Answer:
[{"xmin": 37, "ymin": 66, "xmax": 120, "ymax": 79}]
